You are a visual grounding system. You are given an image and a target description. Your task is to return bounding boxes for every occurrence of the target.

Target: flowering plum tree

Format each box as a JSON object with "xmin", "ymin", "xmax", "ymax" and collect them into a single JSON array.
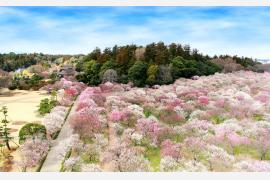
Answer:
[
  {"xmin": 253, "ymin": 127, "xmax": 270, "ymax": 160},
  {"xmin": 69, "ymin": 107, "xmax": 101, "ymax": 139},
  {"xmin": 43, "ymin": 106, "xmax": 68, "ymax": 136},
  {"xmin": 161, "ymin": 139, "xmax": 181, "ymax": 159},
  {"xmin": 136, "ymin": 116, "xmax": 164, "ymax": 144},
  {"xmin": 54, "ymin": 71, "xmax": 270, "ymax": 172},
  {"xmin": 19, "ymin": 137, "xmax": 49, "ymax": 171}
]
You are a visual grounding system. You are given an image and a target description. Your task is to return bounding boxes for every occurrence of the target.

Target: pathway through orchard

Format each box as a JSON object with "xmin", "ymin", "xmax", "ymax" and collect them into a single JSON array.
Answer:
[
  {"xmin": 100, "ymin": 121, "xmax": 119, "ymax": 171},
  {"xmin": 40, "ymin": 99, "xmax": 78, "ymax": 172}
]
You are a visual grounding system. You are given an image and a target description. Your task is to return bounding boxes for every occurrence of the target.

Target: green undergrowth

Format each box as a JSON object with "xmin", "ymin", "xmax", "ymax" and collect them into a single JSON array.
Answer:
[
  {"xmin": 211, "ymin": 115, "xmax": 226, "ymax": 124},
  {"xmin": 234, "ymin": 145, "xmax": 270, "ymax": 161},
  {"xmin": 144, "ymin": 146, "xmax": 161, "ymax": 172},
  {"xmin": 36, "ymin": 153, "xmax": 49, "ymax": 172},
  {"xmin": 60, "ymin": 149, "xmax": 72, "ymax": 172},
  {"xmin": 253, "ymin": 114, "xmax": 264, "ymax": 121},
  {"xmin": 143, "ymin": 109, "xmax": 153, "ymax": 118},
  {"xmin": 169, "ymin": 134, "xmax": 185, "ymax": 143},
  {"xmin": 82, "ymin": 137, "xmax": 94, "ymax": 144}
]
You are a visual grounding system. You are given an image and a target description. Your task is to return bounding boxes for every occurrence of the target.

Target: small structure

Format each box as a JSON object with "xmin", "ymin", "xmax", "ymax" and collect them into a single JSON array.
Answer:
[{"xmin": 58, "ymin": 65, "xmax": 75, "ymax": 77}]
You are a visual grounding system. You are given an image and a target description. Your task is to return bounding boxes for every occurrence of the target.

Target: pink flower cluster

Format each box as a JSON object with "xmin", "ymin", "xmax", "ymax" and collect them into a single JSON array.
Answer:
[
  {"xmin": 61, "ymin": 71, "xmax": 270, "ymax": 172},
  {"xmin": 198, "ymin": 96, "xmax": 209, "ymax": 105},
  {"xmin": 20, "ymin": 137, "xmax": 50, "ymax": 170},
  {"xmin": 136, "ymin": 116, "xmax": 165, "ymax": 144},
  {"xmin": 109, "ymin": 110, "xmax": 124, "ymax": 122},
  {"xmin": 161, "ymin": 139, "xmax": 181, "ymax": 159},
  {"xmin": 69, "ymin": 88, "xmax": 105, "ymax": 138}
]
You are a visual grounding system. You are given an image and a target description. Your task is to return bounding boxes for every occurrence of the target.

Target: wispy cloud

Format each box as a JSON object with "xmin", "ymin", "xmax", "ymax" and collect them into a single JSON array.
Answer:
[{"xmin": 0, "ymin": 7, "xmax": 269, "ymax": 59}]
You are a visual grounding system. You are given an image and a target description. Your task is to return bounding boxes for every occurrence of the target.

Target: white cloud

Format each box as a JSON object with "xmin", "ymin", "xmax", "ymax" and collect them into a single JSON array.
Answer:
[{"xmin": 0, "ymin": 7, "xmax": 269, "ymax": 59}]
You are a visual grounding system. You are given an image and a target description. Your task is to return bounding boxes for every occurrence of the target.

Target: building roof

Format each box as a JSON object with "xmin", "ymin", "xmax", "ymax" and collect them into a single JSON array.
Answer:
[{"xmin": 58, "ymin": 65, "xmax": 75, "ymax": 76}]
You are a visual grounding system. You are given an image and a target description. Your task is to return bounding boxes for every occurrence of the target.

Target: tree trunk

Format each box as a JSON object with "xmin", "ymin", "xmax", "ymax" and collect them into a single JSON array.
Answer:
[{"xmin": 5, "ymin": 141, "xmax": 11, "ymax": 150}]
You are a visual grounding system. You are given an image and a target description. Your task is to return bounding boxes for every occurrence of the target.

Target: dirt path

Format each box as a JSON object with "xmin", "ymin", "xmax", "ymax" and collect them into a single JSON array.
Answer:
[
  {"xmin": 39, "ymin": 100, "xmax": 78, "ymax": 172},
  {"xmin": 100, "ymin": 121, "xmax": 119, "ymax": 171}
]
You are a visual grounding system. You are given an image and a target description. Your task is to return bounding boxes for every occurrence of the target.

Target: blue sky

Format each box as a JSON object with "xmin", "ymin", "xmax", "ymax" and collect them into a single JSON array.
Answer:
[{"xmin": 0, "ymin": 7, "xmax": 270, "ymax": 59}]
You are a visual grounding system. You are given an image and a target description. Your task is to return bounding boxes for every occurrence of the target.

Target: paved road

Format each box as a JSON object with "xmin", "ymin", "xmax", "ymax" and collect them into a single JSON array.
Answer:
[{"xmin": 40, "ymin": 100, "xmax": 77, "ymax": 172}]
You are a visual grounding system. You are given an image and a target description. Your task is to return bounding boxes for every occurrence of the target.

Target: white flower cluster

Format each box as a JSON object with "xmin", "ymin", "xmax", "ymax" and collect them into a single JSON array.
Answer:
[
  {"xmin": 43, "ymin": 106, "xmax": 68, "ymax": 135},
  {"xmin": 56, "ymin": 134, "xmax": 81, "ymax": 160},
  {"xmin": 63, "ymin": 157, "xmax": 79, "ymax": 172},
  {"xmin": 81, "ymin": 164, "xmax": 103, "ymax": 172},
  {"xmin": 233, "ymin": 160, "xmax": 270, "ymax": 172}
]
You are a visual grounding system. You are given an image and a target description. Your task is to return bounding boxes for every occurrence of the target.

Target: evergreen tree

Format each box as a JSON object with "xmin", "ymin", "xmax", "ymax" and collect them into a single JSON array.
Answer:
[
  {"xmin": 128, "ymin": 61, "xmax": 148, "ymax": 87},
  {"xmin": 0, "ymin": 106, "xmax": 12, "ymax": 150}
]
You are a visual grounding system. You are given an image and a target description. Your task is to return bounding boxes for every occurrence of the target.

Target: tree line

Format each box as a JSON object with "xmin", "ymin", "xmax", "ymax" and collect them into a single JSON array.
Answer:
[
  {"xmin": 0, "ymin": 42, "xmax": 260, "ymax": 87},
  {"xmin": 76, "ymin": 42, "xmax": 259, "ymax": 87},
  {"xmin": 0, "ymin": 53, "xmax": 65, "ymax": 72}
]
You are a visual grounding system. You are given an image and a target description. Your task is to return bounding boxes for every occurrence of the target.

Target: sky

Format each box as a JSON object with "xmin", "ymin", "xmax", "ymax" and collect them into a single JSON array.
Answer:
[{"xmin": 0, "ymin": 7, "xmax": 270, "ymax": 59}]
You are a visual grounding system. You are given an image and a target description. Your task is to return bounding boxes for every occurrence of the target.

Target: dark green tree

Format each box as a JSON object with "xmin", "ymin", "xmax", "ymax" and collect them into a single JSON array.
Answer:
[
  {"xmin": 171, "ymin": 56, "xmax": 185, "ymax": 79},
  {"xmin": 144, "ymin": 43, "xmax": 156, "ymax": 63},
  {"xmin": 154, "ymin": 42, "xmax": 169, "ymax": 65},
  {"xmin": 169, "ymin": 43, "xmax": 177, "ymax": 60},
  {"xmin": 80, "ymin": 60, "xmax": 101, "ymax": 86},
  {"xmin": 128, "ymin": 61, "xmax": 148, "ymax": 87}
]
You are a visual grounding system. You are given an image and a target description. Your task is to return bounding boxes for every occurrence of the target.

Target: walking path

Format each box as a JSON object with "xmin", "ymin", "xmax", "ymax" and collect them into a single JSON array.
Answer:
[
  {"xmin": 40, "ymin": 100, "xmax": 78, "ymax": 172},
  {"xmin": 100, "ymin": 121, "xmax": 119, "ymax": 171}
]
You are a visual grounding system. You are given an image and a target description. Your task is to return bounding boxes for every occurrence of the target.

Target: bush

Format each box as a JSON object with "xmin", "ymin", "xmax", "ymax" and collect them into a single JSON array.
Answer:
[
  {"xmin": 8, "ymin": 84, "xmax": 17, "ymax": 90},
  {"xmin": 38, "ymin": 98, "xmax": 57, "ymax": 116},
  {"xmin": 19, "ymin": 123, "xmax": 46, "ymax": 144}
]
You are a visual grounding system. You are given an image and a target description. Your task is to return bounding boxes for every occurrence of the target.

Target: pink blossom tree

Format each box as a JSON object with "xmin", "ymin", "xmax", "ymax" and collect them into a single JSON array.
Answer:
[
  {"xmin": 161, "ymin": 139, "xmax": 181, "ymax": 159},
  {"xmin": 69, "ymin": 107, "xmax": 101, "ymax": 139},
  {"xmin": 136, "ymin": 117, "xmax": 165, "ymax": 144},
  {"xmin": 254, "ymin": 128, "xmax": 270, "ymax": 160}
]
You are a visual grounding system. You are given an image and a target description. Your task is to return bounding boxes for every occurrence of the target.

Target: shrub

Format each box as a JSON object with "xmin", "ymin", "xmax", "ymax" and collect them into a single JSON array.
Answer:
[
  {"xmin": 18, "ymin": 123, "xmax": 46, "ymax": 144},
  {"xmin": 38, "ymin": 98, "xmax": 57, "ymax": 116},
  {"xmin": 81, "ymin": 145, "xmax": 100, "ymax": 164}
]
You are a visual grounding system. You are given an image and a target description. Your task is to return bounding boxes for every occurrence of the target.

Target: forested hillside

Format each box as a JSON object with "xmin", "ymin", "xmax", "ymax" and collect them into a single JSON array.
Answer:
[{"xmin": 75, "ymin": 42, "xmax": 260, "ymax": 86}]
